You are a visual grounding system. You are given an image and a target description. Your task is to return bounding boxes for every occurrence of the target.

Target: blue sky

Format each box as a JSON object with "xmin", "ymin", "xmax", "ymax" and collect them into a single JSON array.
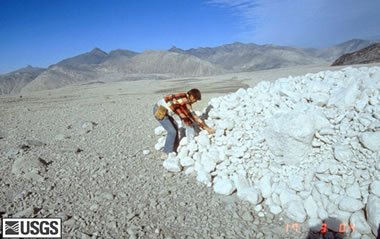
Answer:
[{"xmin": 0, "ymin": 0, "xmax": 379, "ymax": 74}]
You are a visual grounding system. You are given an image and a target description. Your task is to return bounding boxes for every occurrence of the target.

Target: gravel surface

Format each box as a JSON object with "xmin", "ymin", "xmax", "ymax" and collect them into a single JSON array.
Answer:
[{"xmin": 4, "ymin": 65, "xmax": 375, "ymax": 238}]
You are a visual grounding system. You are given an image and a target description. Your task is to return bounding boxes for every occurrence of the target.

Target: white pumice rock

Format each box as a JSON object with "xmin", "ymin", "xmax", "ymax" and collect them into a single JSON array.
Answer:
[
  {"xmin": 179, "ymin": 137, "xmax": 188, "ymax": 146},
  {"xmin": 304, "ymin": 196, "xmax": 319, "ymax": 219},
  {"xmin": 287, "ymin": 175, "xmax": 304, "ymax": 192},
  {"xmin": 199, "ymin": 155, "xmax": 217, "ymax": 173},
  {"xmin": 338, "ymin": 197, "xmax": 365, "ymax": 212},
  {"xmin": 333, "ymin": 209, "xmax": 352, "ymax": 225},
  {"xmin": 308, "ymin": 218, "xmax": 323, "ymax": 232},
  {"xmin": 349, "ymin": 231, "xmax": 361, "ymax": 239},
  {"xmin": 237, "ymin": 187, "xmax": 262, "ymax": 205},
  {"xmin": 179, "ymin": 156, "xmax": 195, "ymax": 167},
  {"xmin": 349, "ymin": 210, "xmax": 372, "ymax": 235},
  {"xmin": 154, "ymin": 66, "xmax": 380, "ymax": 229},
  {"xmin": 142, "ymin": 150, "xmax": 150, "ymax": 155},
  {"xmin": 196, "ymin": 169, "xmax": 212, "ymax": 187},
  {"xmin": 254, "ymin": 204, "xmax": 262, "ymax": 212},
  {"xmin": 370, "ymin": 181, "xmax": 380, "ymax": 197},
  {"xmin": 184, "ymin": 167, "xmax": 195, "ymax": 175},
  {"xmin": 360, "ymin": 234, "xmax": 372, "ymax": 239},
  {"xmin": 346, "ymin": 182, "xmax": 362, "ymax": 199},
  {"xmin": 154, "ymin": 137, "xmax": 165, "ymax": 150},
  {"xmin": 264, "ymin": 110, "xmax": 316, "ymax": 165},
  {"xmin": 318, "ymin": 207, "xmax": 329, "ymax": 220},
  {"xmin": 284, "ymin": 200, "xmax": 307, "ymax": 223},
  {"xmin": 231, "ymin": 174, "xmax": 250, "ymax": 191},
  {"xmin": 196, "ymin": 133, "xmax": 210, "ymax": 146},
  {"xmin": 358, "ymin": 131, "xmax": 380, "ymax": 152},
  {"xmin": 213, "ymin": 177, "xmax": 235, "ymax": 195},
  {"xmin": 333, "ymin": 144, "xmax": 353, "ymax": 162},
  {"xmin": 366, "ymin": 195, "xmax": 380, "ymax": 237},
  {"xmin": 269, "ymin": 204, "xmax": 282, "ymax": 215},
  {"xmin": 154, "ymin": 126, "xmax": 165, "ymax": 136},
  {"xmin": 279, "ymin": 188, "xmax": 301, "ymax": 206},
  {"xmin": 328, "ymin": 81, "xmax": 361, "ymax": 109},
  {"xmin": 257, "ymin": 174, "xmax": 273, "ymax": 198},
  {"xmin": 162, "ymin": 154, "xmax": 182, "ymax": 173}
]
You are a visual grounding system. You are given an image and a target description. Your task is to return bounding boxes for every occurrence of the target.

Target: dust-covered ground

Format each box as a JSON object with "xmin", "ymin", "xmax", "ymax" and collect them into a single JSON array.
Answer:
[{"xmin": 2, "ymin": 64, "xmax": 378, "ymax": 238}]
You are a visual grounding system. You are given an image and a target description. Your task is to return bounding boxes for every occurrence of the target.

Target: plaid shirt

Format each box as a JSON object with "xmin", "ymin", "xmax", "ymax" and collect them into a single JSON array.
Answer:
[{"xmin": 164, "ymin": 92, "xmax": 206, "ymax": 129}]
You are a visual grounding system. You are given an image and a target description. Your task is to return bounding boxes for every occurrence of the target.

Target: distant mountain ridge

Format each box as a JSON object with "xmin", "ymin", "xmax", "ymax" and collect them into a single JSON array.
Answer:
[
  {"xmin": 1, "ymin": 39, "xmax": 378, "ymax": 95},
  {"xmin": 54, "ymin": 48, "xmax": 139, "ymax": 67},
  {"xmin": 332, "ymin": 43, "xmax": 380, "ymax": 66},
  {"xmin": 20, "ymin": 50, "xmax": 225, "ymax": 93},
  {"xmin": 169, "ymin": 39, "xmax": 378, "ymax": 71}
]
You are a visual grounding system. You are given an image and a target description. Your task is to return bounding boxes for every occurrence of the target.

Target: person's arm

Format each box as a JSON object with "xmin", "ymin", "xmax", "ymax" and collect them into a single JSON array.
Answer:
[{"xmin": 185, "ymin": 104, "xmax": 215, "ymax": 134}]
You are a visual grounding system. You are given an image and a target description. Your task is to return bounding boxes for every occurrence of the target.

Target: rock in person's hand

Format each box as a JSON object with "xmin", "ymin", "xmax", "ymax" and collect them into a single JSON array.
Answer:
[{"xmin": 206, "ymin": 127, "xmax": 216, "ymax": 134}]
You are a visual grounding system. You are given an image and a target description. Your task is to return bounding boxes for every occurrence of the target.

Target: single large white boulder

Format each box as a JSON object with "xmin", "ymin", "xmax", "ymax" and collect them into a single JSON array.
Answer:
[
  {"xmin": 366, "ymin": 195, "xmax": 380, "ymax": 237},
  {"xmin": 163, "ymin": 155, "xmax": 182, "ymax": 173},
  {"xmin": 349, "ymin": 210, "xmax": 372, "ymax": 234},
  {"xmin": 154, "ymin": 126, "xmax": 165, "ymax": 136},
  {"xmin": 285, "ymin": 200, "xmax": 307, "ymax": 223},
  {"xmin": 338, "ymin": 197, "xmax": 364, "ymax": 212},
  {"xmin": 370, "ymin": 181, "xmax": 380, "ymax": 197},
  {"xmin": 304, "ymin": 196, "xmax": 318, "ymax": 219},
  {"xmin": 213, "ymin": 177, "xmax": 235, "ymax": 195},
  {"xmin": 328, "ymin": 81, "xmax": 360, "ymax": 109},
  {"xmin": 237, "ymin": 187, "xmax": 262, "ymax": 205},
  {"xmin": 196, "ymin": 169, "xmax": 212, "ymax": 187},
  {"xmin": 257, "ymin": 174, "xmax": 272, "ymax": 198},
  {"xmin": 346, "ymin": 182, "xmax": 362, "ymax": 199},
  {"xmin": 287, "ymin": 175, "xmax": 304, "ymax": 192},
  {"xmin": 359, "ymin": 131, "xmax": 380, "ymax": 152},
  {"xmin": 333, "ymin": 144, "xmax": 354, "ymax": 162},
  {"xmin": 179, "ymin": 156, "xmax": 195, "ymax": 167},
  {"xmin": 264, "ymin": 110, "xmax": 316, "ymax": 165}
]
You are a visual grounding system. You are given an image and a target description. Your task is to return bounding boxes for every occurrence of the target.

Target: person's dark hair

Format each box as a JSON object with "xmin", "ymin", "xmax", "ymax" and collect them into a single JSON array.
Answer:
[{"xmin": 187, "ymin": 88, "xmax": 201, "ymax": 100}]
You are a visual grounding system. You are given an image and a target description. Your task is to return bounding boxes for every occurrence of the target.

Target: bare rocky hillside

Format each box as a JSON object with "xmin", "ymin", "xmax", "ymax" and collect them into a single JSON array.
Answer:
[
  {"xmin": 332, "ymin": 43, "xmax": 380, "ymax": 66},
  {"xmin": 0, "ymin": 66, "xmax": 45, "ymax": 95}
]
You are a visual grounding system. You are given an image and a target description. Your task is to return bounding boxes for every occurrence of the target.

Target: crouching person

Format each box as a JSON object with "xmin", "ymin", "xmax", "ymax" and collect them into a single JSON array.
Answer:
[{"xmin": 153, "ymin": 88, "xmax": 215, "ymax": 159}]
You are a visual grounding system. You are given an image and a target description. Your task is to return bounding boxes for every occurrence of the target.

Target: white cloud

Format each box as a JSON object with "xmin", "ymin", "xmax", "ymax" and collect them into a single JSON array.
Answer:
[{"xmin": 206, "ymin": 0, "xmax": 380, "ymax": 47}]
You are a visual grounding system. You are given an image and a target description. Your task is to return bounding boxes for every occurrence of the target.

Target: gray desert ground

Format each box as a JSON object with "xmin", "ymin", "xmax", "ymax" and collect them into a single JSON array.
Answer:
[{"xmin": 1, "ymin": 63, "xmax": 379, "ymax": 238}]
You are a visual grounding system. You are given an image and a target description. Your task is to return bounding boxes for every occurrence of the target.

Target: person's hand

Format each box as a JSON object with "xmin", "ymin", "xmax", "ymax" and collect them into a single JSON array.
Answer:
[{"xmin": 206, "ymin": 127, "xmax": 216, "ymax": 134}]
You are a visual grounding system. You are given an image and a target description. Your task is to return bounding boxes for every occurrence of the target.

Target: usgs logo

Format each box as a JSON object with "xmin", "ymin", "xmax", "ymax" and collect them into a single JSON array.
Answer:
[{"xmin": 1, "ymin": 218, "xmax": 61, "ymax": 238}]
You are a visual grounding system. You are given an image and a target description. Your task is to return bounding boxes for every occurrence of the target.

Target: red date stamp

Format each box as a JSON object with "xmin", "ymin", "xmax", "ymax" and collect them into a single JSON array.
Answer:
[{"xmin": 285, "ymin": 223, "xmax": 355, "ymax": 233}]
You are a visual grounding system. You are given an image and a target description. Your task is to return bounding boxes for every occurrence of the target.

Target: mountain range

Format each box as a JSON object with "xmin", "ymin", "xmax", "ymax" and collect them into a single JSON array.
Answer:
[
  {"xmin": 1, "ymin": 39, "xmax": 378, "ymax": 95},
  {"xmin": 332, "ymin": 43, "xmax": 380, "ymax": 66}
]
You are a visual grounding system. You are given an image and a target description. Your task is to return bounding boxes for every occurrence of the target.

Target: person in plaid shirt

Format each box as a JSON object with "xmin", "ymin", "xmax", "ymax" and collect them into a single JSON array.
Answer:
[{"xmin": 153, "ymin": 88, "xmax": 215, "ymax": 157}]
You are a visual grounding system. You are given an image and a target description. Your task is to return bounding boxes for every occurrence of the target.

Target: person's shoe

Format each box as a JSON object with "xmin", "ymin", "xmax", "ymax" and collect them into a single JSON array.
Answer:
[{"xmin": 160, "ymin": 152, "xmax": 168, "ymax": 160}]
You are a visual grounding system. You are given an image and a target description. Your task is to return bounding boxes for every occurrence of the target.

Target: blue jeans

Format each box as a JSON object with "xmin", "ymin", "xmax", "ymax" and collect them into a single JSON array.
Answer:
[{"xmin": 153, "ymin": 104, "xmax": 179, "ymax": 154}]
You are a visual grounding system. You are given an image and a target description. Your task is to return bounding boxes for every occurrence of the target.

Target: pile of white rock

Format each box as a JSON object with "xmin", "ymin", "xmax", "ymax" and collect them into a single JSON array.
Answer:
[{"xmin": 154, "ymin": 66, "xmax": 380, "ymax": 238}]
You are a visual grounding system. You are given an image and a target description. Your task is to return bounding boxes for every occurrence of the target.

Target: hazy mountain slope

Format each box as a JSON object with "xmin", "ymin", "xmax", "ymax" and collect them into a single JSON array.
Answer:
[
  {"xmin": 126, "ymin": 50, "xmax": 225, "ymax": 76},
  {"xmin": 171, "ymin": 40, "xmax": 378, "ymax": 72},
  {"xmin": 0, "ymin": 66, "xmax": 45, "ymax": 95},
  {"xmin": 310, "ymin": 39, "xmax": 378, "ymax": 61},
  {"xmin": 331, "ymin": 43, "xmax": 380, "ymax": 66},
  {"xmin": 172, "ymin": 42, "xmax": 326, "ymax": 71},
  {"xmin": 55, "ymin": 48, "xmax": 108, "ymax": 67},
  {"xmin": 21, "ymin": 50, "xmax": 224, "ymax": 93},
  {"xmin": 20, "ymin": 65, "xmax": 99, "ymax": 93}
]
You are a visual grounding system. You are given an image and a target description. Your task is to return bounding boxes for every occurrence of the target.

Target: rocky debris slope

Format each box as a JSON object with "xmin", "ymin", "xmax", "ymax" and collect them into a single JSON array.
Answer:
[
  {"xmin": 155, "ymin": 66, "xmax": 380, "ymax": 238},
  {"xmin": 332, "ymin": 43, "xmax": 380, "ymax": 66}
]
